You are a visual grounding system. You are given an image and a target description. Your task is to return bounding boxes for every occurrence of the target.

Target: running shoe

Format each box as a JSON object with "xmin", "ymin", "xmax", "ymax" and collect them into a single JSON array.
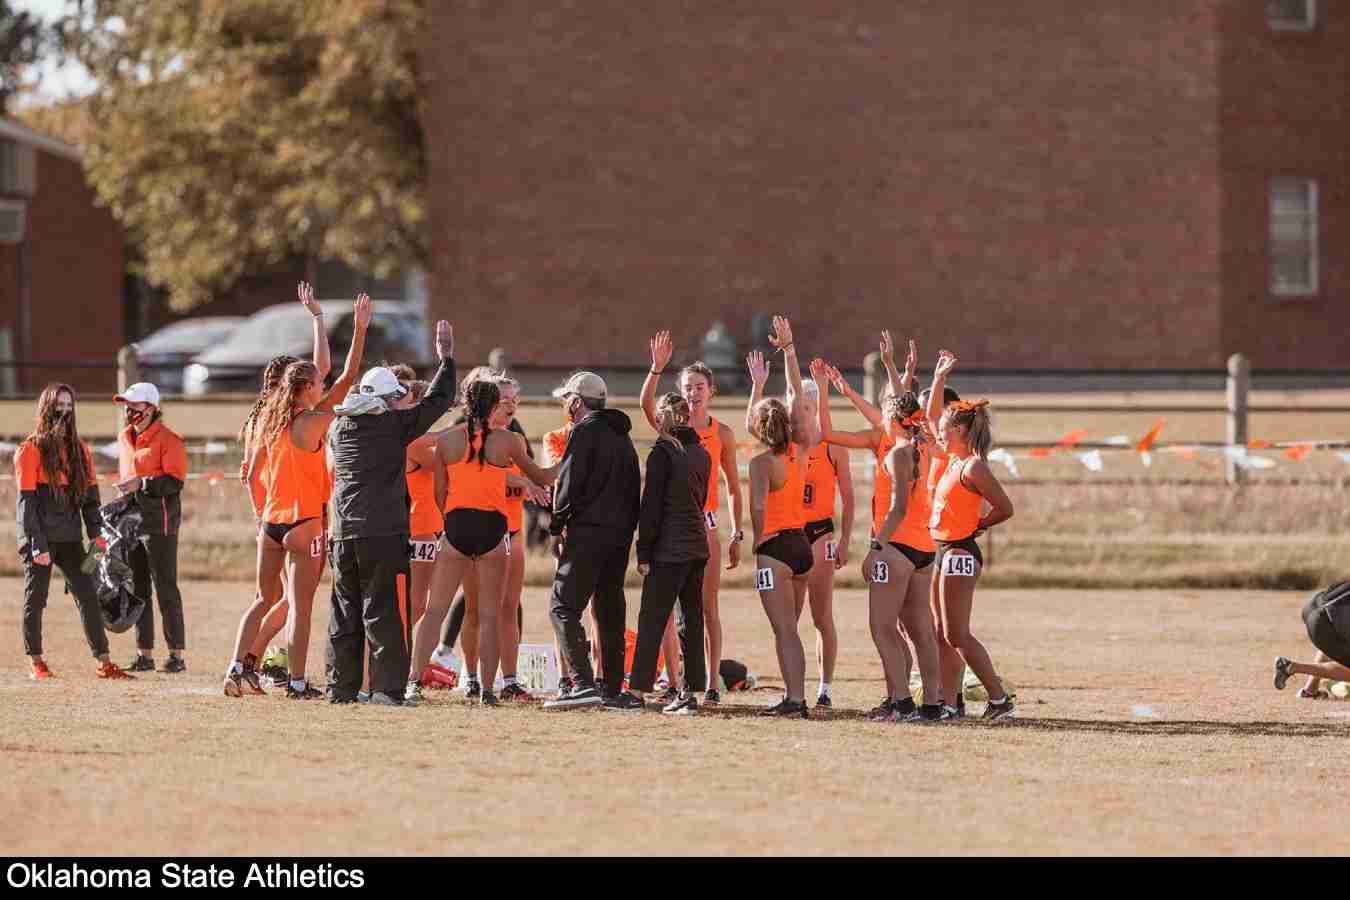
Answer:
[
  {"xmin": 543, "ymin": 685, "xmax": 603, "ymax": 710},
  {"xmin": 1274, "ymin": 656, "xmax": 1293, "ymax": 691},
  {"xmin": 259, "ymin": 663, "xmax": 289, "ymax": 687},
  {"xmin": 888, "ymin": 697, "xmax": 918, "ymax": 722},
  {"xmin": 815, "ymin": 691, "xmax": 833, "ymax": 709},
  {"xmin": 947, "ymin": 699, "xmax": 967, "ymax": 719},
  {"xmin": 405, "ymin": 681, "xmax": 424, "ymax": 703},
  {"xmin": 356, "ymin": 691, "xmax": 371, "ymax": 703},
  {"xmin": 703, "ymin": 688, "xmax": 721, "ymax": 706},
  {"xmin": 96, "ymin": 661, "xmax": 135, "ymax": 680},
  {"xmin": 420, "ymin": 662, "xmax": 458, "ymax": 690},
  {"xmin": 866, "ymin": 697, "xmax": 895, "ymax": 721},
  {"xmin": 499, "ymin": 683, "xmax": 538, "ymax": 703},
  {"xmin": 285, "ymin": 681, "xmax": 323, "ymax": 700},
  {"xmin": 662, "ymin": 693, "xmax": 699, "ymax": 716},
  {"xmin": 1298, "ymin": 686, "xmax": 1328, "ymax": 699},
  {"xmin": 658, "ymin": 686, "xmax": 680, "ymax": 706},
  {"xmin": 160, "ymin": 656, "xmax": 186, "ymax": 674},
  {"xmin": 126, "ymin": 654, "xmax": 155, "ymax": 673},
  {"xmin": 555, "ymin": 676, "xmax": 574, "ymax": 699},
  {"xmin": 602, "ymin": 692, "xmax": 645, "ymax": 712},
  {"xmin": 370, "ymin": 691, "xmax": 406, "ymax": 707},
  {"xmin": 29, "ymin": 659, "xmax": 53, "ymax": 680},
  {"xmin": 479, "ymin": 691, "xmax": 499, "ymax": 707},
  {"xmin": 759, "ymin": 698, "xmax": 809, "ymax": 718},
  {"xmin": 982, "ymin": 699, "xmax": 1016, "ymax": 720},
  {"xmin": 240, "ymin": 654, "xmax": 265, "ymax": 694},
  {"xmin": 911, "ymin": 703, "xmax": 951, "ymax": 722},
  {"xmin": 463, "ymin": 677, "xmax": 482, "ymax": 700}
]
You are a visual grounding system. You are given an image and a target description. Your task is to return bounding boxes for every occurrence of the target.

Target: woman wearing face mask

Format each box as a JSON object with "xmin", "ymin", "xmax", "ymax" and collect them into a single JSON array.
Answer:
[
  {"xmin": 114, "ymin": 382, "xmax": 189, "ymax": 674},
  {"xmin": 17, "ymin": 384, "xmax": 132, "ymax": 681},
  {"xmin": 927, "ymin": 350, "xmax": 1016, "ymax": 720},
  {"xmin": 224, "ymin": 294, "xmax": 370, "ymax": 698},
  {"xmin": 641, "ymin": 332, "xmax": 744, "ymax": 707}
]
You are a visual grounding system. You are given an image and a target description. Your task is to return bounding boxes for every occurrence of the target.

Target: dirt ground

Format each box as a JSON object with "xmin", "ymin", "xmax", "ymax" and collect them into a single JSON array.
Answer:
[{"xmin": 1, "ymin": 578, "xmax": 1342, "ymax": 856}]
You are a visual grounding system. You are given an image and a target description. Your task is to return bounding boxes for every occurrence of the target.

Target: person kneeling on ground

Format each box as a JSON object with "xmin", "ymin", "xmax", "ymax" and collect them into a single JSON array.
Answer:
[{"xmin": 1275, "ymin": 580, "xmax": 1350, "ymax": 699}]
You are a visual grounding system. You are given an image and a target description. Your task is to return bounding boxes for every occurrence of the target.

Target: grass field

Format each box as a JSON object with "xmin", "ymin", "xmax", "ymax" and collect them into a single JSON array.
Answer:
[{"xmin": 2, "ymin": 578, "xmax": 1342, "ymax": 856}]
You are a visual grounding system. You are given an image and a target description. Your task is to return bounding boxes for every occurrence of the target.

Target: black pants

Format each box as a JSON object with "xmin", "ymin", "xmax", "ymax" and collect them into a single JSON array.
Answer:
[
  {"xmin": 549, "ymin": 531, "xmax": 630, "ymax": 696},
  {"xmin": 22, "ymin": 541, "xmax": 109, "ymax": 658},
  {"xmin": 132, "ymin": 533, "xmax": 185, "ymax": 651},
  {"xmin": 629, "ymin": 559, "xmax": 708, "ymax": 694},
  {"xmin": 326, "ymin": 536, "xmax": 412, "ymax": 701},
  {"xmin": 440, "ymin": 591, "xmax": 524, "ymax": 652}
]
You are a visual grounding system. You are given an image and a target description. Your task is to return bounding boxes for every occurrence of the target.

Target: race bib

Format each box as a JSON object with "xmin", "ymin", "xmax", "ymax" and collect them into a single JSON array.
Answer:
[
  {"xmin": 705, "ymin": 511, "xmax": 718, "ymax": 531},
  {"xmin": 755, "ymin": 567, "xmax": 775, "ymax": 591},
  {"xmin": 871, "ymin": 560, "xmax": 889, "ymax": 584},
  {"xmin": 409, "ymin": 540, "xmax": 439, "ymax": 563},
  {"xmin": 826, "ymin": 540, "xmax": 838, "ymax": 562},
  {"xmin": 942, "ymin": 552, "xmax": 977, "ymax": 577},
  {"xmin": 506, "ymin": 484, "xmax": 524, "ymax": 501},
  {"xmin": 310, "ymin": 536, "xmax": 324, "ymax": 559},
  {"xmin": 802, "ymin": 483, "xmax": 815, "ymax": 506},
  {"xmin": 504, "ymin": 533, "xmax": 512, "ymax": 557}
]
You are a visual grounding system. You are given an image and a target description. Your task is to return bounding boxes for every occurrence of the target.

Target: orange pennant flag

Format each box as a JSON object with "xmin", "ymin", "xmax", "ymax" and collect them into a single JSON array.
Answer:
[
  {"xmin": 1029, "ymin": 447, "xmax": 1053, "ymax": 458},
  {"xmin": 1283, "ymin": 445, "xmax": 1313, "ymax": 462},
  {"xmin": 1055, "ymin": 429, "xmax": 1089, "ymax": 451},
  {"xmin": 206, "ymin": 470, "xmax": 226, "ymax": 486},
  {"xmin": 1247, "ymin": 439, "xmax": 1273, "ymax": 450},
  {"xmin": 1134, "ymin": 419, "xmax": 1165, "ymax": 454}
]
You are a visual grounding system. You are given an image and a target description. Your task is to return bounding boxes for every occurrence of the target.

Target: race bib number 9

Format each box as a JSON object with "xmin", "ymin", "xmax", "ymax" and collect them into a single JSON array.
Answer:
[
  {"xmin": 871, "ymin": 560, "xmax": 889, "ymax": 584},
  {"xmin": 409, "ymin": 540, "xmax": 439, "ymax": 563},
  {"xmin": 802, "ymin": 483, "xmax": 815, "ymax": 506},
  {"xmin": 826, "ymin": 540, "xmax": 838, "ymax": 562},
  {"xmin": 705, "ymin": 511, "xmax": 718, "ymax": 531},
  {"xmin": 942, "ymin": 553, "xmax": 977, "ymax": 577},
  {"xmin": 755, "ymin": 567, "xmax": 775, "ymax": 591}
]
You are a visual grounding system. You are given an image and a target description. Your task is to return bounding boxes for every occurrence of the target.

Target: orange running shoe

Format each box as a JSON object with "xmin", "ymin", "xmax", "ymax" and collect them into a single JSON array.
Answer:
[
  {"xmin": 29, "ymin": 659, "xmax": 54, "ymax": 680},
  {"xmin": 96, "ymin": 660, "xmax": 135, "ymax": 680},
  {"xmin": 420, "ymin": 662, "xmax": 459, "ymax": 690}
]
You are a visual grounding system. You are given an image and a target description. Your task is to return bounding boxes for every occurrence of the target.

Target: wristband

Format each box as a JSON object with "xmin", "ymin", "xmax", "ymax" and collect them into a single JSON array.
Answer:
[
  {"xmin": 650, "ymin": 368, "xmax": 664, "ymax": 376},
  {"xmin": 870, "ymin": 539, "xmax": 884, "ymax": 552}
]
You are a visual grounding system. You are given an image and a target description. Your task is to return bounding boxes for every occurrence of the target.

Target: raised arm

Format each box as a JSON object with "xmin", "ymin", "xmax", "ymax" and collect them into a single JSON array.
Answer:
[
  {"xmin": 640, "ymin": 330, "xmax": 672, "ymax": 431},
  {"xmin": 400, "ymin": 320, "xmax": 457, "ymax": 444},
  {"xmin": 316, "ymin": 294, "xmax": 372, "ymax": 414},
  {"xmin": 768, "ymin": 315, "xmax": 804, "ymax": 406},
  {"xmin": 880, "ymin": 331, "xmax": 916, "ymax": 398},
  {"xmin": 812, "ymin": 358, "xmax": 879, "ymax": 450},
  {"xmin": 299, "ymin": 281, "xmax": 331, "ymax": 379},
  {"xmin": 823, "ymin": 360, "xmax": 883, "ymax": 429},
  {"xmin": 927, "ymin": 349, "xmax": 957, "ymax": 435},
  {"xmin": 745, "ymin": 349, "xmax": 769, "ymax": 436}
]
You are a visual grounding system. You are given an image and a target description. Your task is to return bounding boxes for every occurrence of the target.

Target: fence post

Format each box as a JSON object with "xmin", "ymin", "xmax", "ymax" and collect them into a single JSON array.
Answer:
[
  {"xmin": 1226, "ymin": 353, "xmax": 1250, "ymax": 487},
  {"xmin": 117, "ymin": 345, "xmax": 141, "ymax": 392},
  {"xmin": 863, "ymin": 351, "xmax": 883, "ymax": 405}
]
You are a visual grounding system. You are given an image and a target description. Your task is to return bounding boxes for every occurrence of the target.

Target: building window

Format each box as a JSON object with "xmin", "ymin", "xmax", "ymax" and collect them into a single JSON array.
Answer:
[
  {"xmin": 1267, "ymin": 0, "xmax": 1316, "ymax": 31},
  {"xmin": 0, "ymin": 139, "xmax": 36, "ymax": 197},
  {"xmin": 1270, "ymin": 177, "xmax": 1318, "ymax": 297}
]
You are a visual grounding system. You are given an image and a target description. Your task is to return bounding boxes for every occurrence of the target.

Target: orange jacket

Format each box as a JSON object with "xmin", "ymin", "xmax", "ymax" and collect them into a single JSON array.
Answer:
[
  {"xmin": 118, "ymin": 419, "xmax": 188, "ymax": 535},
  {"xmin": 15, "ymin": 438, "xmax": 102, "ymax": 555}
]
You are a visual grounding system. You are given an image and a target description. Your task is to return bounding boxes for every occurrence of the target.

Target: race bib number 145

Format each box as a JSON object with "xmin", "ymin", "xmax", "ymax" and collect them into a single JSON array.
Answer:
[{"xmin": 942, "ymin": 553, "xmax": 977, "ymax": 577}]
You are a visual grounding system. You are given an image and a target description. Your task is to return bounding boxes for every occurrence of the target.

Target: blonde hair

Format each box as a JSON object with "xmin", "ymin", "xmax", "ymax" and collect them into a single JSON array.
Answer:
[
  {"xmin": 256, "ymin": 362, "xmax": 318, "ymax": 450},
  {"xmin": 655, "ymin": 392, "xmax": 690, "ymax": 450},
  {"xmin": 751, "ymin": 398, "xmax": 791, "ymax": 455},
  {"xmin": 947, "ymin": 399, "xmax": 993, "ymax": 459}
]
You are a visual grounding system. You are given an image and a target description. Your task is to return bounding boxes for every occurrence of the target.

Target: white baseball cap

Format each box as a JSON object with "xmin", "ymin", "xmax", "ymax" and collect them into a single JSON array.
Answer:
[
  {"xmin": 114, "ymin": 382, "xmax": 161, "ymax": 407},
  {"xmin": 551, "ymin": 371, "xmax": 607, "ymax": 401},
  {"xmin": 359, "ymin": 366, "xmax": 408, "ymax": 398}
]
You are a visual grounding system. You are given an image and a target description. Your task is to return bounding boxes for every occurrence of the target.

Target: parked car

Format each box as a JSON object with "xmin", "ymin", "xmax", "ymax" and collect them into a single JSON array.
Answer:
[
  {"xmin": 182, "ymin": 300, "xmax": 432, "ymax": 396},
  {"xmin": 133, "ymin": 317, "xmax": 244, "ymax": 394}
]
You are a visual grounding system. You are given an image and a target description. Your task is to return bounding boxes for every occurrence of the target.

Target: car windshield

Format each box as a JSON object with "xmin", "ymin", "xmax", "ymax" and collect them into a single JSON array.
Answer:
[
  {"xmin": 137, "ymin": 319, "xmax": 240, "ymax": 353},
  {"xmin": 215, "ymin": 307, "xmax": 314, "ymax": 354}
]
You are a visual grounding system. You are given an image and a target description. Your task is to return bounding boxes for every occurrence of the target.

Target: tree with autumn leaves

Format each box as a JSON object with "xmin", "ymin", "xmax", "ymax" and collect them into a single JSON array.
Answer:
[{"xmin": 50, "ymin": 0, "xmax": 427, "ymax": 311}]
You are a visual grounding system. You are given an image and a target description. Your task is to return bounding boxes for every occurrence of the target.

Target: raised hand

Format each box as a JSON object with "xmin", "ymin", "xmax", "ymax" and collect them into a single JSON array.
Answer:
[
  {"xmin": 824, "ymin": 362, "xmax": 848, "ymax": 394},
  {"xmin": 879, "ymin": 330, "xmax": 895, "ymax": 369},
  {"xmin": 904, "ymin": 339, "xmax": 917, "ymax": 380},
  {"xmin": 650, "ymin": 330, "xmax": 673, "ymax": 373},
  {"xmin": 298, "ymin": 281, "xmax": 321, "ymax": 317},
  {"xmin": 768, "ymin": 315, "xmax": 794, "ymax": 351},
  {"xmin": 934, "ymin": 349, "xmax": 957, "ymax": 379},
  {"xmin": 353, "ymin": 293, "xmax": 373, "ymax": 330},
  {"xmin": 746, "ymin": 349, "xmax": 770, "ymax": 387},
  {"xmin": 435, "ymin": 320, "xmax": 454, "ymax": 360},
  {"xmin": 809, "ymin": 357, "xmax": 830, "ymax": 387}
]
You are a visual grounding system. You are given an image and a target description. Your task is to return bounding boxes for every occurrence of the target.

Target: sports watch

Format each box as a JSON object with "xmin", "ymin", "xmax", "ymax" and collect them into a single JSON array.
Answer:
[{"xmin": 870, "ymin": 539, "xmax": 884, "ymax": 552}]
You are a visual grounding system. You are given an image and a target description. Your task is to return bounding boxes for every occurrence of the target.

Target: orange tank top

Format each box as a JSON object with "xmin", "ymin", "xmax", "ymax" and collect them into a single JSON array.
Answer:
[
  {"xmin": 890, "ymin": 441, "xmax": 936, "ymax": 552},
  {"xmin": 762, "ymin": 443, "xmax": 807, "ymax": 538},
  {"xmin": 930, "ymin": 455, "xmax": 983, "ymax": 541},
  {"xmin": 261, "ymin": 422, "xmax": 328, "ymax": 525},
  {"xmin": 802, "ymin": 443, "xmax": 836, "ymax": 523},
  {"xmin": 407, "ymin": 459, "xmax": 441, "ymax": 536},
  {"xmin": 695, "ymin": 417, "xmax": 723, "ymax": 513},
  {"xmin": 504, "ymin": 463, "xmax": 525, "ymax": 533},
  {"xmin": 444, "ymin": 430, "xmax": 508, "ymax": 515}
]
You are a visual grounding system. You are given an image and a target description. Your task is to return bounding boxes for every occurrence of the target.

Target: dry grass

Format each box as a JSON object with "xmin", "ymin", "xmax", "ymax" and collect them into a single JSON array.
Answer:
[{"xmin": 1, "ymin": 579, "xmax": 1344, "ymax": 856}]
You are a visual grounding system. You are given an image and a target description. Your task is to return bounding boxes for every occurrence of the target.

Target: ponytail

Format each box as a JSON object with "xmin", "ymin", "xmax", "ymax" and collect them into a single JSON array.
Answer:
[
  {"xmin": 883, "ymin": 391, "xmax": 923, "ymax": 485},
  {"xmin": 655, "ymin": 392, "xmax": 690, "ymax": 451},
  {"xmin": 948, "ymin": 399, "xmax": 993, "ymax": 460},
  {"xmin": 461, "ymin": 379, "xmax": 500, "ymax": 468},
  {"xmin": 751, "ymin": 398, "xmax": 792, "ymax": 455}
]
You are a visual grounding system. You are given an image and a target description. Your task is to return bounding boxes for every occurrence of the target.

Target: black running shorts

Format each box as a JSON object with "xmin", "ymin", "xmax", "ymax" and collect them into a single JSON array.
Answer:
[
  {"xmin": 756, "ymin": 529, "xmax": 814, "ymax": 577},
  {"xmin": 1303, "ymin": 594, "xmax": 1350, "ymax": 668},
  {"xmin": 443, "ymin": 509, "xmax": 508, "ymax": 559},
  {"xmin": 804, "ymin": 517, "xmax": 834, "ymax": 545},
  {"xmin": 889, "ymin": 541, "xmax": 936, "ymax": 571}
]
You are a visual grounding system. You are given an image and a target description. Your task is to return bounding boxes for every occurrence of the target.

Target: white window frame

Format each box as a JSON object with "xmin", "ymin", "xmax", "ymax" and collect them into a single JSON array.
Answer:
[
  {"xmin": 1269, "ymin": 177, "xmax": 1319, "ymax": 298},
  {"xmin": 1267, "ymin": 0, "xmax": 1317, "ymax": 31}
]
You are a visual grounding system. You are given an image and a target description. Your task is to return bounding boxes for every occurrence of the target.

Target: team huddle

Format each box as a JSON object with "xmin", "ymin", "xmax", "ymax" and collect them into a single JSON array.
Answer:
[{"xmin": 17, "ymin": 284, "xmax": 1021, "ymax": 721}]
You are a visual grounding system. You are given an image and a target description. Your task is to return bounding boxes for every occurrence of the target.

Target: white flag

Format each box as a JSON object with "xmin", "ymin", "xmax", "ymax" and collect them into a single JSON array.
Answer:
[
  {"xmin": 1076, "ymin": 449, "xmax": 1104, "ymax": 472},
  {"xmin": 987, "ymin": 448, "xmax": 1020, "ymax": 479}
]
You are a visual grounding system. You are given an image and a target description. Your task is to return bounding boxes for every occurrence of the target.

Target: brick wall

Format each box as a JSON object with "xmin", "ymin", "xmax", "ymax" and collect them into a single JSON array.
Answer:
[
  {"xmin": 424, "ymin": 2, "xmax": 1224, "ymax": 371},
  {"xmin": 1219, "ymin": 1, "xmax": 1350, "ymax": 369}
]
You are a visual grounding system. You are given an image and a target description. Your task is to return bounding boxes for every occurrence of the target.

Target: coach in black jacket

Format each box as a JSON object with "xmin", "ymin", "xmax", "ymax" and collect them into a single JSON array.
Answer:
[
  {"xmin": 325, "ymin": 321, "xmax": 455, "ymax": 705},
  {"xmin": 543, "ymin": 372, "xmax": 641, "ymax": 708},
  {"xmin": 623, "ymin": 407, "xmax": 711, "ymax": 711}
]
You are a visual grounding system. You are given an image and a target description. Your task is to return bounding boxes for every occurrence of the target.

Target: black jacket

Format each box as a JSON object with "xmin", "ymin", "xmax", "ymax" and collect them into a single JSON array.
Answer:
[
  {"xmin": 549, "ymin": 408, "xmax": 640, "ymax": 545},
  {"xmin": 15, "ymin": 439, "xmax": 102, "ymax": 557},
  {"xmin": 637, "ymin": 427, "xmax": 711, "ymax": 566},
  {"xmin": 329, "ymin": 357, "xmax": 456, "ymax": 541}
]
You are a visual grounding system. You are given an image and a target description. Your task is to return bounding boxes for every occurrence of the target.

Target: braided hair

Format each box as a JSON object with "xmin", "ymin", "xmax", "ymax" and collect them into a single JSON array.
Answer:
[
  {"xmin": 461, "ymin": 378, "xmax": 501, "ymax": 468},
  {"xmin": 255, "ymin": 362, "xmax": 318, "ymax": 452},
  {"xmin": 239, "ymin": 354, "xmax": 299, "ymax": 445},
  {"xmin": 30, "ymin": 383, "xmax": 90, "ymax": 507},
  {"xmin": 655, "ymin": 392, "xmax": 690, "ymax": 451},
  {"xmin": 883, "ymin": 390, "xmax": 924, "ymax": 487}
]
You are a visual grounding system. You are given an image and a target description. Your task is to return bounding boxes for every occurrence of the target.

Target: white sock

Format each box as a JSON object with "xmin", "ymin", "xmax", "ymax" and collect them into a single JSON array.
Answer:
[
  {"xmin": 989, "ymin": 695, "xmax": 1007, "ymax": 705},
  {"xmin": 818, "ymin": 681, "xmax": 832, "ymax": 696},
  {"xmin": 290, "ymin": 678, "xmax": 307, "ymax": 692}
]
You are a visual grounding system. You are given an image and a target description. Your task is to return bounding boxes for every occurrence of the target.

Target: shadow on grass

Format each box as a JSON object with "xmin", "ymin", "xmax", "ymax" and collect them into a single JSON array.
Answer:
[{"xmin": 964, "ymin": 717, "xmax": 1349, "ymax": 738}]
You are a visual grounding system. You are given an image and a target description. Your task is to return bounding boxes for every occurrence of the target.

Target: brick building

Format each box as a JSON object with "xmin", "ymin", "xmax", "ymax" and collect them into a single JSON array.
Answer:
[
  {"xmin": 422, "ymin": 1, "xmax": 1347, "ymax": 373},
  {"xmin": 0, "ymin": 119, "xmax": 124, "ymax": 393}
]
